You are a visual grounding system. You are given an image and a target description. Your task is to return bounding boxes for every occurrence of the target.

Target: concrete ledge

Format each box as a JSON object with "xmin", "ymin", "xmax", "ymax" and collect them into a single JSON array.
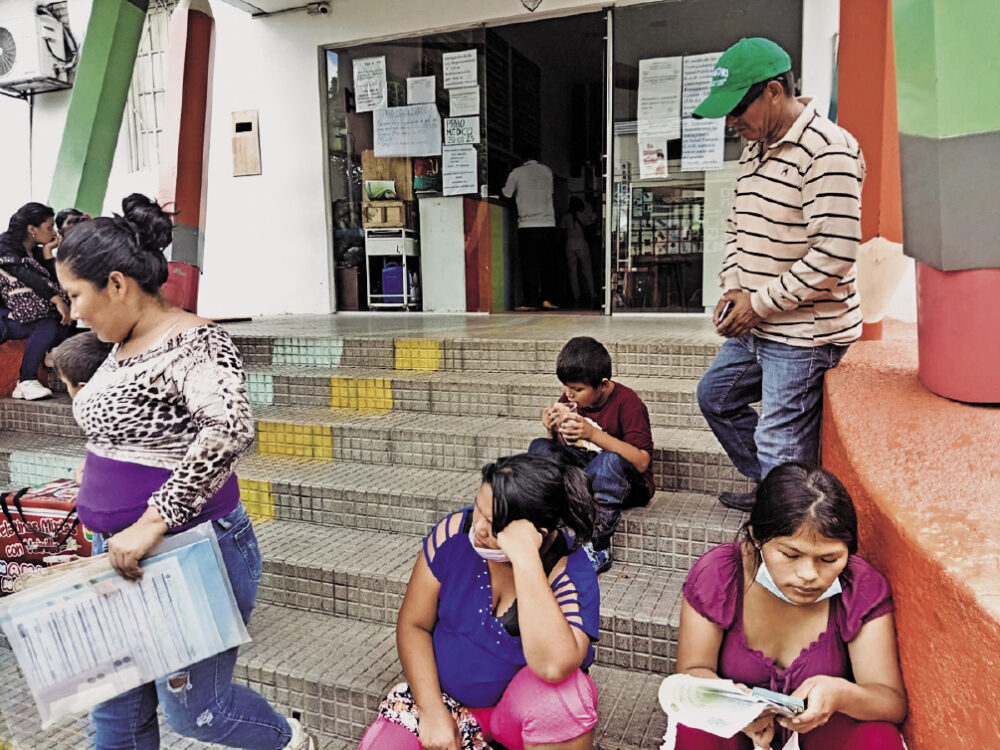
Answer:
[{"xmin": 822, "ymin": 320, "xmax": 1000, "ymax": 749}]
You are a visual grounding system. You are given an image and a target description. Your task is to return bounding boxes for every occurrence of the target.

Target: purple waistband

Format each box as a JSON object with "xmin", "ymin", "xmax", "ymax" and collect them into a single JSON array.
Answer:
[{"xmin": 75, "ymin": 452, "xmax": 240, "ymax": 535}]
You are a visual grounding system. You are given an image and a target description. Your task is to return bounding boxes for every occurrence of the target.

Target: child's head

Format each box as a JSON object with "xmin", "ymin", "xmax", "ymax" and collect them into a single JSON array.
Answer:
[
  {"xmin": 50, "ymin": 332, "xmax": 113, "ymax": 397},
  {"xmin": 556, "ymin": 337, "xmax": 613, "ymax": 409},
  {"xmin": 557, "ymin": 337, "xmax": 611, "ymax": 388},
  {"xmin": 742, "ymin": 462, "xmax": 858, "ymax": 603},
  {"xmin": 474, "ymin": 453, "xmax": 595, "ymax": 551},
  {"xmin": 55, "ymin": 208, "xmax": 89, "ymax": 236}
]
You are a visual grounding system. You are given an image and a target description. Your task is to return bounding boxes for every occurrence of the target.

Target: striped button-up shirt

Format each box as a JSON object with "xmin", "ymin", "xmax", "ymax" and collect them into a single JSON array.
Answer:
[{"xmin": 721, "ymin": 99, "xmax": 866, "ymax": 347}]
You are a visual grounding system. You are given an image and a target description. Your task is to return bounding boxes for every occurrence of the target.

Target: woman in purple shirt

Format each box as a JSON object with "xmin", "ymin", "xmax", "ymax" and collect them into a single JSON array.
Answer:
[
  {"xmin": 55, "ymin": 194, "xmax": 314, "ymax": 750},
  {"xmin": 674, "ymin": 462, "xmax": 907, "ymax": 749},
  {"xmin": 360, "ymin": 453, "xmax": 601, "ymax": 750}
]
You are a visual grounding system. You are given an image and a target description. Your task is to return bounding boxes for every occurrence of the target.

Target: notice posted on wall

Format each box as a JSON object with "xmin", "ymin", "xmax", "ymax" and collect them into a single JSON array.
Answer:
[
  {"xmin": 681, "ymin": 52, "xmax": 725, "ymax": 171},
  {"xmin": 638, "ymin": 57, "xmax": 682, "ymax": 141},
  {"xmin": 442, "ymin": 144, "xmax": 478, "ymax": 196},
  {"xmin": 374, "ymin": 104, "xmax": 442, "ymax": 157},
  {"xmin": 407, "ymin": 75, "xmax": 436, "ymax": 104},
  {"xmin": 353, "ymin": 56, "xmax": 387, "ymax": 113},
  {"xmin": 444, "ymin": 115, "xmax": 480, "ymax": 146},
  {"xmin": 449, "ymin": 85, "xmax": 480, "ymax": 117},
  {"xmin": 442, "ymin": 49, "xmax": 478, "ymax": 89}
]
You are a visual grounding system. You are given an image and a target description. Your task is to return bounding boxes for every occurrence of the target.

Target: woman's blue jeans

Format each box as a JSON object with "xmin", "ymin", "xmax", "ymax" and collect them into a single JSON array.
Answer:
[
  {"xmin": 90, "ymin": 504, "xmax": 292, "ymax": 750},
  {"xmin": 696, "ymin": 333, "xmax": 848, "ymax": 483},
  {"xmin": 3, "ymin": 316, "xmax": 70, "ymax": 380}
]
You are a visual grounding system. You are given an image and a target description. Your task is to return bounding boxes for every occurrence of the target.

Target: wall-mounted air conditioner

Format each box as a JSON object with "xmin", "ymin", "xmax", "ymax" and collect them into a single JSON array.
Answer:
[{"xmin": 0, "ymin": 0, "xmax": 75, "ymax": 95}]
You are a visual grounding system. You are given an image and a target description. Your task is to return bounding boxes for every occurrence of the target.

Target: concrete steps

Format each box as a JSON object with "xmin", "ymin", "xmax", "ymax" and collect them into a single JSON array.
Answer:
[
  {"xmin": 0, "ymin": 606, "xmax": 665, "ymax": 750},
  {"xmin": 0, "ymin": 316, "xmax": 740, "ymax": 748}
]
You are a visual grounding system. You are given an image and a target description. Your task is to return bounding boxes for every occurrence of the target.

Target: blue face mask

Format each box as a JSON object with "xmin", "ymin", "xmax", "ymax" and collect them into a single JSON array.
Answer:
[{"xmin": 755, "ymin": 559, "xmax": 842, "ymax": 605}]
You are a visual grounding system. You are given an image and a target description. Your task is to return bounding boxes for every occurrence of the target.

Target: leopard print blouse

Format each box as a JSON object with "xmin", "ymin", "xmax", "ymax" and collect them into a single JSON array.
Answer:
[{"xmin": 73, "ymin": 324, "xmax": 254, "ymax": 529}]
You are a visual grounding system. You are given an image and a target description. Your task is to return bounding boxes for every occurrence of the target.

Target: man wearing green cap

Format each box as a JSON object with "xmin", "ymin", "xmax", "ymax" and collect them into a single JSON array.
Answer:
[{"xmin": 694, "ymin": 38, "xmax": 866, "ymax": 510}]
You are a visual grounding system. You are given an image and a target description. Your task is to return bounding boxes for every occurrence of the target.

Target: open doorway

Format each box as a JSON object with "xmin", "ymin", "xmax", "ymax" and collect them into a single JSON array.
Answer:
[{"xmin": 486, "ymin": 13, "xmax": 606, "ymax": 312}]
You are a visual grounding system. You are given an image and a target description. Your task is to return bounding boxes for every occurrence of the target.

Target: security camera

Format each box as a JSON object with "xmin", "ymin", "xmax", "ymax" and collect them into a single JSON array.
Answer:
[{"xmin": 307, "ymin": 2, "xmax": 330, "ymax": 14}]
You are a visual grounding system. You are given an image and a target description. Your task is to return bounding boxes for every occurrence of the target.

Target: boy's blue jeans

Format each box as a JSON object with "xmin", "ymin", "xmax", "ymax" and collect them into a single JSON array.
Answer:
[
  {"xmin": 696, "ymin": 333, "xmax": 848, "ymax": 483},
  {"xmin": 90, "ymin": 504, "xmax": 292, "ymax": 750},
  {"xmin": 528, "ymin": 438, "xmax": 649, "ymax": 550}
]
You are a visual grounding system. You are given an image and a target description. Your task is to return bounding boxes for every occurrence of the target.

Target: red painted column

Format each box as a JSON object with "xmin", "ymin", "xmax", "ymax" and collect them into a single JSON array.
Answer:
[
  {"xmin": 158, "ymin": 0, "xmax": 215, "ymax": 311},
  {"xmin": 837, "ymin": 0, "xmax": 905, "ymax": 341}
]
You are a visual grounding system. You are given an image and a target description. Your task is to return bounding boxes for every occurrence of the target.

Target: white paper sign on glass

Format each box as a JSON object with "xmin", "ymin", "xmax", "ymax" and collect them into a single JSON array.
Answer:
[
  {"xmin": 442, "ymin": 49, "xmax": 478, "ymax": 89},
  {"xmin": 374, "ymin": 104, "xmax": 443, "ymax": 157},
  {"xmin": 353, "ymin": 56, "xmax": 388, "ymax": 113},
  {"xmin": 0, "ymin": 524, "xmax": 248, "ymax": 729},
  {"xmin": 442, "ymin": 145, "xmax": 478, "ymax": 196},
  {"xmin": 638, "ymin": 57, "xmax": 682, "ymax": 141},
  {"xmin": 681, "ymin": 52, "xmax": 726, "ymax": 171},
  {"xmin": 407, "ymin": 75, "xmax": 436, "ymax": 104},
  {"xmin": 444, "ymin": 116, "xmax": 480, "ymax": 146},
  {"xmin": 449, "ymin": 86, "xmax": 480, "ymax": 117}
]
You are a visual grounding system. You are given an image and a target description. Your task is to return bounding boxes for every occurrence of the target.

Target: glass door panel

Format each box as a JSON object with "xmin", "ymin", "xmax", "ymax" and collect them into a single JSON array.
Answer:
[{"xmin": 609, "ymin": 0, "xmax": 803, "ymax": 312}]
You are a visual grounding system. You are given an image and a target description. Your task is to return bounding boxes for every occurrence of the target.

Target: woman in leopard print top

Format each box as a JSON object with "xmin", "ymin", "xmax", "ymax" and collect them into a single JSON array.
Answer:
[{"xmin": 55, "ymin": 194, "xmax": 314, "ymax": 750}]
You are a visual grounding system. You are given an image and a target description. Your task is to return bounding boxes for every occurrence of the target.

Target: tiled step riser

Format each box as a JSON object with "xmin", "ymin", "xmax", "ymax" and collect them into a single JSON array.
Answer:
[
  {"xmin": 233, "ymin": 335, "xmax": 718, "ymax": 379},
  {"xmin": 0, "ymin": 410, "xmax": 753, "ymax": 496},
  {"xmin": 252, "ymin": 373, "xmax": 709, "ymax": 432},
  {"xmin": 256, "ymin": 566, "xmax": 680, "ymax": 680}
]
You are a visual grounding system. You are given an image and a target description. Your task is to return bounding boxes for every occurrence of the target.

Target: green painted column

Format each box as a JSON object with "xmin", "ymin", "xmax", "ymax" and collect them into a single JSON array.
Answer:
[
  {"xmin": 894, "ymin": 0, "xmax": 1000, "ymax": 403},
  {"xmin": 48, "ymin": 0, "xmax": 149, "ymax": 216}
]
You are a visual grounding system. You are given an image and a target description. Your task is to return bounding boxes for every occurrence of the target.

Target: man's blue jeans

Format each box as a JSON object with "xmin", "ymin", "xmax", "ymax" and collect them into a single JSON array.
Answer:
[
  {"xmin": 90, "ymin": 504, "xmax": 292, "ymax": 750},
  {"xmin": 527, "ymin": 438, "xmax": 649, "ymax": 550},
  {"xmin": 697, "ymin": 334, "xmax": 848, "ymax": 483}
]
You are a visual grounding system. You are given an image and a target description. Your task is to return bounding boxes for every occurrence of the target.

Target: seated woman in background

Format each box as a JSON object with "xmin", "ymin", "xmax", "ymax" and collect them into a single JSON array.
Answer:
[
  {"xmin": 360, "ymin": 453, "xmax": 601, "ymax": 750},
  {"xmin": 674, "ymin": 462, "xmax": 907, "ymax": 750},
  {"xmin": 0, "ymin": 202, "xmax": 73, "ymax": 400}
]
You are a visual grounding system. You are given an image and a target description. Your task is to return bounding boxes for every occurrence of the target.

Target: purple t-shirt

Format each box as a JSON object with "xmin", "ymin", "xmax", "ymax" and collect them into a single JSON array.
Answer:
[
  {"xmin": 682, "ymin": 542, "xmax": 893, "ymax": 696},
  {"xmin": 422, "ymin": 506, "xmax": 600, "ymax": 708}
]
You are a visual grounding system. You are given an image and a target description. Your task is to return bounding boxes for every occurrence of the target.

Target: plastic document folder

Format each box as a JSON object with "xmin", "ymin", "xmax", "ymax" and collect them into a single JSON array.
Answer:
[{"xmin": 0, "ymin": 523, "xmax": 249, "ymax": 728}]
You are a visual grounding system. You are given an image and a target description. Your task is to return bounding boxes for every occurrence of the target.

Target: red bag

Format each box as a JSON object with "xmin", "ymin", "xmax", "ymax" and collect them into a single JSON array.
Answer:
[{"xmin": 0, "ymin": 478, "xmax": 93, "ymax": 595}]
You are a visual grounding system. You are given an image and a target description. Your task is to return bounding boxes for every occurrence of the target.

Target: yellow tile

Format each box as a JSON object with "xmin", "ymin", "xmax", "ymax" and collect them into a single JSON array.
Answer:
[
  {"xmin": 329, "ymin": 376, "xmax": 393, "ymax": 414},
  {"xmin": 256, "ymin": 421, "xmax": 334, "ymax": 461},
  {"xmin": 239, "ymin": 478, "xmax": 276, "ymax": 523},
  {"xmin": 394, "ymin": 339, "xmax": 442, "ymax": 372}
]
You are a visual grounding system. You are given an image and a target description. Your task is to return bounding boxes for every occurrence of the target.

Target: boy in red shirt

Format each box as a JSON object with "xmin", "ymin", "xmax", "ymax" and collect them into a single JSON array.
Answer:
[{"xmin": 529, "ymin": 336, "xmax": 655, "ymax": 573}]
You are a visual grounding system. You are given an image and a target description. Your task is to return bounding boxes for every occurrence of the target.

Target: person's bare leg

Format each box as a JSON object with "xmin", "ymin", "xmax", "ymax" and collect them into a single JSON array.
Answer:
[{"xmin": 525, "ymin": 731, "xmax": 594, "ymax": 750}]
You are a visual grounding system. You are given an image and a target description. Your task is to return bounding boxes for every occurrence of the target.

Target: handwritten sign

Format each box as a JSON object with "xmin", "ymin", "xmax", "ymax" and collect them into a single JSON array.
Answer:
[
  {"xmin": 444, "ymin": 116, "xmax": 480, "ymax": 145},
  {"xmin": 374, "ymin": 104, "xmax": 442, "ymax": 157}
]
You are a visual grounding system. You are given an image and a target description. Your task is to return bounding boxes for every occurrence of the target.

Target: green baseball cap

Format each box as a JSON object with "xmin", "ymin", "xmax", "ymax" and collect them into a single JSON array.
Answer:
[{"xmin": 692, "ymin": 38, "xmax": 792, "ymax": 119}]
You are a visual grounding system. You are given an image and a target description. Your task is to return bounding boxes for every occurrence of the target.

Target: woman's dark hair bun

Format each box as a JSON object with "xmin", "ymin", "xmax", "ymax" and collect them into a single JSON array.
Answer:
[{"xmin": 121, "ymin": 193, "xmax": 174, "ymax": 255}]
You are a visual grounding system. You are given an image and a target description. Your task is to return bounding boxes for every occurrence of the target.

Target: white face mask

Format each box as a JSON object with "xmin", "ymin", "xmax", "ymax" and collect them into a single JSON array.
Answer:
[
  {"xmin": 468, "ymin": 528, "xmax": 509, "ymax": 563},
  {"xmin": 755, "ymin": 559, "xmax": 842, "ymax": 605}
]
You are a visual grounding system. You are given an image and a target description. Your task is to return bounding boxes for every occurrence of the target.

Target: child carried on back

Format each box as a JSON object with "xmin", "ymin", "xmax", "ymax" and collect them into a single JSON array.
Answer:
[{"xmin": 529, "ymin": 336, "xmax": 655, "ymax": 573}]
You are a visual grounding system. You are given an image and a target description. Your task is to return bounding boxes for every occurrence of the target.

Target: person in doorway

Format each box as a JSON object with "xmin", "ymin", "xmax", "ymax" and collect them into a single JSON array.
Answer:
[
  {"xmin": 672, "ymin": 462, "xmax": 907, "ymax": 750},
  {"xmin": 0, "ymin": 202, "xmax": 74, "ymax": 400},
  {"xmin": 560, "ymin": 197, "xmax": 597, "ymax": 306},
  {"xmin": 693, "ymin": 38, "xmax": 866, "ymax": 511},
  {"xmin": 359, "ymin": 453, "xmax": 601, "ymax": 750},
  {"xmin": 528, "ymin": 336, "xmax": 654, "ymax": 574},
  {"xmin": 55, "ymin": 193, "xmax": 315, "ymax": 750},
  {"xmin": 502, "ymin": 156, "xmax": 559, "ymax": 310}
]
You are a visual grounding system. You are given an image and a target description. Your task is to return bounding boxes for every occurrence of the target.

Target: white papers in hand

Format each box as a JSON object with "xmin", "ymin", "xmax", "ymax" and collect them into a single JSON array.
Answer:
[{"xmin": 658, "ymin": 674, "xmax": 766, "ymax": 740}]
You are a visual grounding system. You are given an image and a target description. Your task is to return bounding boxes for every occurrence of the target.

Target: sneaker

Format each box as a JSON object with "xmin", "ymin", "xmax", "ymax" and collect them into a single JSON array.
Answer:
[
  {"xmin": 283, "ymin": 717, "xmax": 315, "ymax": 750},
  {"xmin": 11, "ymin": 380, "xmax": 52, "ymax": 401},
  {"xmin": 718, "ymin": 489, "xmax": 756, "ymax": 512},
  {"xmin": 583, "ymin": 542, "xmax": 613, "ymax": 574}
]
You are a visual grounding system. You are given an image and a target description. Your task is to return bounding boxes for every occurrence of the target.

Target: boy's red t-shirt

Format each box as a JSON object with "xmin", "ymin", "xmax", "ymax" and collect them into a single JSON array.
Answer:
[{"xmin": 559, "ymin": 381, "xmax": 655, "ymax": 496}]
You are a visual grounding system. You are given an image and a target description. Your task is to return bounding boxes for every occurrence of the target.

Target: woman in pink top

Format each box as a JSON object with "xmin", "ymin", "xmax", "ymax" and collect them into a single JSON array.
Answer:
[{"xmin": 674, "ymin": 462, "xmax": 907, "ymax": 749}]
